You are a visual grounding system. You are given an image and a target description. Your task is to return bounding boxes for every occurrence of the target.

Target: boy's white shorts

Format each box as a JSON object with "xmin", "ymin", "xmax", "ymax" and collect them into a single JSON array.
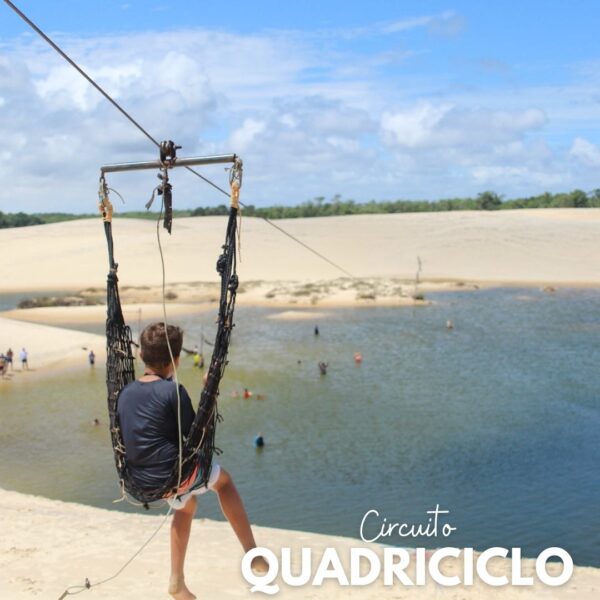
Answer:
[{"xmin": 167, "ymin": 463, "xmax": 221, "ymax": 510}]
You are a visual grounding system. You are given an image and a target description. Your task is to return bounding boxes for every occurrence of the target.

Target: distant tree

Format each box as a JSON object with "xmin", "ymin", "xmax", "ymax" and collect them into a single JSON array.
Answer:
[
  {"xmin": 569, "ymin": 189, "xmax": 589, "ymax": 208},
  {"xmin": 476, "ymin": 191, "xmax": 503, "ymax": 210}
]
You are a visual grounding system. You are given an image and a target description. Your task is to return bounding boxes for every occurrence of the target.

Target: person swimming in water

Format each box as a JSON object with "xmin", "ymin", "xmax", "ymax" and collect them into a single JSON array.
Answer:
[
  {"xmin": 318, "ymin": 362, "xmax": 328, "ymax": 375},
  {"xmin": 193, "ymin": 352, "xmax": 204, "ymax": 368},
  {"xmin": 254, "ymin": 433, "xmax": 265, "ymax": 448}
]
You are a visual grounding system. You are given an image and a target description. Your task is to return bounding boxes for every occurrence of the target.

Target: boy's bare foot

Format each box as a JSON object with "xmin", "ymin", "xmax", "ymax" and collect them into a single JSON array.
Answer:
[
  {"xmin": 168, "ymin": 575, "xmax": 196, "ymax": 600},
  {"xmin": 251, "ymin": 555, "xmax": 270, "ymax": 574}
]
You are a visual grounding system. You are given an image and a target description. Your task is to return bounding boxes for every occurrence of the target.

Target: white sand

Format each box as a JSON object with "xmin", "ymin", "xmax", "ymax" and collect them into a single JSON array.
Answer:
[
  {"xmin": 2, "ymin": 210, "xmax": 600, "ymax": 292},
  {"xmin": 3, "ymin": 211, "xmax": 600, "ymax": 597},
  {"xmin": 0, "ymin": 317, "xmax": 105, "ymax": 378},
  {"xmin": 1, "ymin": 488, "xmax": 597, "ymax": 599},
  {"xmin": 0, "ymin": 303, "xmax": 206, "ymax": 325}
]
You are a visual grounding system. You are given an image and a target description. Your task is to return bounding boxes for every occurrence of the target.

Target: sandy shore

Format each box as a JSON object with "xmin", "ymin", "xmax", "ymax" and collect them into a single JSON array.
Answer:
[
  {"xmin": 0, "ymin": 487, "xmax": 597, "ymax": 599},
  {"xmin": 0, "ymin": 317, "xmax": 106, "ymax": 382},
  {"xmin": 2, "ymin": 210, "xmax": 600, "ymax": 294},
  {"xmin": 0, "ymin": 302, "xmax": 209, "ymax": 325}
]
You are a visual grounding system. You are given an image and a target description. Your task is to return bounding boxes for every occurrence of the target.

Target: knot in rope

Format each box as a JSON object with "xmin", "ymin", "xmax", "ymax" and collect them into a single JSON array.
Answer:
[
  {"xmin": 228, "ymin": 274, "xmax": 239, "ymax": 293},
  {"xmin": 216, "ymin": 253, "xmax": 227, "ymax": 275}
]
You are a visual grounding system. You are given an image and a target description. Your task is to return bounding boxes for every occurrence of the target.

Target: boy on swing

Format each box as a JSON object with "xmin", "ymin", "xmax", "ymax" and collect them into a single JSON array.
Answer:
[{"xmin": 117, "ymin": 322, "xmax": 266, "ymax": 600}]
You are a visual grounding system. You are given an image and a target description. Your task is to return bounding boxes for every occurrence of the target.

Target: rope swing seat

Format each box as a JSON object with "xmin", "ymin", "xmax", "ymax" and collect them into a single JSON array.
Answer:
[{"xmin": 98, "ymin": 142, "xmax": 242, "ymax": 507}]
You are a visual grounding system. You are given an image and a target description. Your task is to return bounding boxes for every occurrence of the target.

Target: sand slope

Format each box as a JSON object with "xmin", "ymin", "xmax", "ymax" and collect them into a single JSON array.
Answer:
[
  {"xmin": 2, "ymin": 210, "xmax": 600, "ymax": 292},
  {"xmin": 0, "ymin": 488, "xmax": 598, "ymax": 599},
  {"xmin": 0, "ymin": 317, "xmax": 105, "ymax": 376}
]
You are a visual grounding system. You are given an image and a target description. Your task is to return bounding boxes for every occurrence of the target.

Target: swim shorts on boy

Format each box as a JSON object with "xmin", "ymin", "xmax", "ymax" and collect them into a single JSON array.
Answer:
[{"xmin": 167, "ymin": 463, "xmax": 221, "ymax": 510}]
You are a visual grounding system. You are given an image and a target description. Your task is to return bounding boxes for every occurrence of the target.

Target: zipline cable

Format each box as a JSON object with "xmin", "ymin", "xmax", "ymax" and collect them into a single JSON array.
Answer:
[
  {"xmin": 2, "ymin": 0, "xmax": 159, "ymax": 148},
  {"xmin": 1, "ymin": 2, "xmax": 354, "ymax": 595},
  {"xmin": 3, "ymin": 0, "xmax": 357, "ymax": 279}
]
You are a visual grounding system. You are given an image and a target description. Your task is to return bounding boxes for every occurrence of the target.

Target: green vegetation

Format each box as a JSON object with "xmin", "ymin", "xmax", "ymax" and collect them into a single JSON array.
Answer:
[
  {"xmin": 0, "ymin": 211, "xmax": 95, "ymax": 228},
  {"xmin": 17, "ymin": 295, "xmax": 101, "ymax": 308},
  {"xmin": 2, "ymin": 189, "xmax": 600, "ymax": 229}
]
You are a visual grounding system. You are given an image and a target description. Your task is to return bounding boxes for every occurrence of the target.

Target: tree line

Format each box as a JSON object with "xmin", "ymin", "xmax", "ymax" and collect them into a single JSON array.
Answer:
[{"xmin": 2, "ymin": 189, "xmax": 600, "ymax": 229}]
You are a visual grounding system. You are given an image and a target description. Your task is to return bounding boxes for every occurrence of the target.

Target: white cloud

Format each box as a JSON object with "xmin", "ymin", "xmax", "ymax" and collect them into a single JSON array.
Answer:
[
  {"xmin": 378, "ymin": 101, "xmax": 573, "ymax": 197},
  {"xmin": 230, "ymin": 118, "xmax": 266, "ymax": 151},
  {"xmin": 471, "ymin": 165, "xmax": 564, "ymax": 188},
  {"xmin": 381, "ymin": 103, "xmax": 450, "ymax": 148},
  {"xmin": 381, "ymin": 103, "xmax": 546, "ymax": 150},
  {"xmin": 381, "ymin": 10, "xmax": 464, "ymax": 37},
  {"xmin": 570, "ymin": 137, "xmax": 600, "ymax": 167},
  {"xmin": 382, "ymin": 15, "xmax": 438, "ymax": 34},
  {"xmin": 0, "ymin": 18, "xmax": 598, "ymax": 212},
  {"xmin": 225, "ymin": 97, "xmax": 378, "ymax": 194}
]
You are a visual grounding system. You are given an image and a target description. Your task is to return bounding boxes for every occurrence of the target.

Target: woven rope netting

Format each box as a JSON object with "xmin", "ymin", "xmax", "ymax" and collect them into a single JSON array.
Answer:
[{"xmin": 102, "ymin": 190, "xmax": 239, "ymax": 505}]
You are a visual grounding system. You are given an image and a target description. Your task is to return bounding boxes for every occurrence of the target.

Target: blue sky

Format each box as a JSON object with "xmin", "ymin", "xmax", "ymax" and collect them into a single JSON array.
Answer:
[{"xmin": 1, "ymin": 1, "xmax": 599, "ymax": 212}]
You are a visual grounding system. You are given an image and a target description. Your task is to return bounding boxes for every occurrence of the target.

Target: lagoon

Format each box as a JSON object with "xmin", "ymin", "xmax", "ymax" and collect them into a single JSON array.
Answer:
[{"xmin": 1, "ymin": 288, "xmax": 599, "ymax": 566}]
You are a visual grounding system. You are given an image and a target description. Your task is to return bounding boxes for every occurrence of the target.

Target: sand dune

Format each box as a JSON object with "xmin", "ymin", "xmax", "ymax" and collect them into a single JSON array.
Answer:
[
  {"xmin": 2, "ymin": 210, "xmax": 600, "ymax": 293},
  {"xmin": 1, "ymin": 488, "xmax": 597, "ymax": 600}
]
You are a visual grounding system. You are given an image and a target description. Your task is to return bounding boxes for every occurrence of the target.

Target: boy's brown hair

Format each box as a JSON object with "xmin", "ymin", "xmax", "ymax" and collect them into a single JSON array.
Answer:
[{"xmin": 140, "ymin": 322, "xmax": 183, "ymax": 368}]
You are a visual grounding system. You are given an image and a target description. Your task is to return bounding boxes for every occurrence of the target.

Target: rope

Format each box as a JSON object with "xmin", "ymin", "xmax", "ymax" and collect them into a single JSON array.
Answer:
[
  {"xmin": 57, "ymin": 506, "xmax": 173, "ymax": 599},
  {"xmin": 155, "ymin": 191, "xmax": 185, "ymax": 491},
  {"xmin": 3, "ymin": 0, "xmax": 356, "ymax": 279},
  {"xmin": 257, "ymin": 216, "xmax": 355, "ymax": 278},
  {"xmin": 57, "ymin": 167, "xmax": 220, "ymax": 599},
  {"xmin": 99, "ymin": 160, "xmax": 240, "ymax": 504}
]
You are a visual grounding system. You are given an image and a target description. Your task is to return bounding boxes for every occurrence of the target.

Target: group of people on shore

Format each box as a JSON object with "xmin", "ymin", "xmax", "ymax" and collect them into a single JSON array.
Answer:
[{"xmin": 0, "ymin": 348, "xmax": 28, "ymax": 378}]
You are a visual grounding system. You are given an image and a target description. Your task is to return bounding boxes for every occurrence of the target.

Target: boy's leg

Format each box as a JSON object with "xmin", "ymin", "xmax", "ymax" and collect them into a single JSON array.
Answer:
[
  {"xmin": 212, "ymin": 468, "xmax": 268, "ymax": 571},
  {"xmin": 169, "ymin": 495, "xmax": 197, "ymax": 600}
]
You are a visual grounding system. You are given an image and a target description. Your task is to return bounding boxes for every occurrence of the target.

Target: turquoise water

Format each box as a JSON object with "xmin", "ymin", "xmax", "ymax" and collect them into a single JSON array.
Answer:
[{"xmin": 1, "ymin": 288, "xmax": 599, "ymax": 566}]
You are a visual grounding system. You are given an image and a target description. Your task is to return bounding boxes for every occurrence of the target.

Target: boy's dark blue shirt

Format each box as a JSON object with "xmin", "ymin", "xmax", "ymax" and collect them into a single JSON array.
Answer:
[{"xmin": 117, "ymin": 379, "xmax": 196, "ymax": 491}]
